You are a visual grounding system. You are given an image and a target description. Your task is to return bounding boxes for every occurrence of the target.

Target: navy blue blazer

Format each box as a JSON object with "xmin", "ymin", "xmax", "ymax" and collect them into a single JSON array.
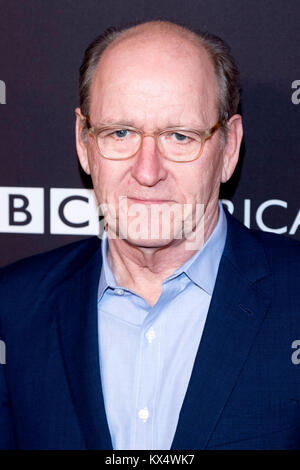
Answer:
[{"xmin": 0, "ymin": 211, "xmax": 300, "ymax": 449}]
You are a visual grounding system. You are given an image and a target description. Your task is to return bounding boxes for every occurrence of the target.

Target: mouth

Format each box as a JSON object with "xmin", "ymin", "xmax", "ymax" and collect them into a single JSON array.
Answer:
[{"xmin": 127, "ymin": 197, "xmax": 172, "ymax": 205}]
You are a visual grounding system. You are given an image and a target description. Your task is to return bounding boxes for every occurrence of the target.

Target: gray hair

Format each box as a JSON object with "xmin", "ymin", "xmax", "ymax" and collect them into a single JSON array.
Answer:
[{"xmin": 79, "ymin": 21, "xmax": 240, "ymax": 140}]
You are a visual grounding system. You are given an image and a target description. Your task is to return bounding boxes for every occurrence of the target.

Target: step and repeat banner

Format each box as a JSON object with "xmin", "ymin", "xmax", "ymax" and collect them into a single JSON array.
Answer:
[{"xmin": 0, "ymin": 0, "xmax": 299, "ymax": 267}]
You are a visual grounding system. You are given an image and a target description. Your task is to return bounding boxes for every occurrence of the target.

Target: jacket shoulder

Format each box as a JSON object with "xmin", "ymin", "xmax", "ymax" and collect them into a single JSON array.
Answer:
[
  {"xmin": 0, "ymin": 236, "xmax": 101, "ymax": 300},
  {"xmin": 224, "ymin": 210, "xmax": 300, "ymax": 281},
  {"xmin": 253, "ymin": 228, "xmax": 300, "ymax": 266}
]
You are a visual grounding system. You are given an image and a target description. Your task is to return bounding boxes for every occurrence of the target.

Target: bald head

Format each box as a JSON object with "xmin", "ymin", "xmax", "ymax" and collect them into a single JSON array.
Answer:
[
  {"xmin": 79, "ymin": 20, "xmax": 240, "ymax": 137},
  {"xmin": 88, "ymin": 22, "xmax": 218, "ymax": 132},
  {"xmin": 101, "ymin": 20, "xmax": 203, "ymax": 50}
]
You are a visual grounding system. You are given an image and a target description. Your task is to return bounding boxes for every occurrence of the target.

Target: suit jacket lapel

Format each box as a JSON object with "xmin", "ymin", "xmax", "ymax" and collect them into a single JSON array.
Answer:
[
  {"xmin": 171, "ymin": 212, "xmax": 271, "ymax": 450},
  {"xmin": 55, "ymin": 238, "xmax": 113, "ymax": 450}
]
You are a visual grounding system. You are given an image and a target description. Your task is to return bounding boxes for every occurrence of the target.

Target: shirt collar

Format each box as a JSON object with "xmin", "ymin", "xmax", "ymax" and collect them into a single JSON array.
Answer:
[
  {"xmin": 98, "ymin": 201, "xmax": 227, "ymax": 299},
  {"xmin": 98, "ymin": 228, "xmax": 117, "ymax": 299},
  {"xmin": 170, "ymin": 201, "xmax": 227, "ymax": 295}
]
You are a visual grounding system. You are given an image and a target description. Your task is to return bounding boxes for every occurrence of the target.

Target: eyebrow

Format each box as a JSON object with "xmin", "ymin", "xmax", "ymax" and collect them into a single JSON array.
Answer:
[
  {"xmin": 94, "ymin": 119, "xmax": 137, "ymax": 128},
  {"xmin": 92, "ymin": 119, "xmax": 206, "ymax": 131}
]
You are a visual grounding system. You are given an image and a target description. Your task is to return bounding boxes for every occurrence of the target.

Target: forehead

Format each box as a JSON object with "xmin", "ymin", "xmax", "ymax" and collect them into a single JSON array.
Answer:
[{"xmin": 89, "ymin": 29, "xmax": 218, "ymax": 127}]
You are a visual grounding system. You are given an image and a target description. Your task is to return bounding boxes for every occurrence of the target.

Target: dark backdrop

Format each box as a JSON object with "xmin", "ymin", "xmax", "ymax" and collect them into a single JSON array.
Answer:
[{"xmin": 0, "ymin": 0, "xmax": 299, "ymax": 267}]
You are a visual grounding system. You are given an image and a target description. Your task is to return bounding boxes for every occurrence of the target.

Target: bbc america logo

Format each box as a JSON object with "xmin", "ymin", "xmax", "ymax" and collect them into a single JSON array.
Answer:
[
  {"xmin": 0, "ymin": 187, "xmax": 299, "ymax": 236},
  {"xmin": 0, "ymin": 187, "xmax": 99, "ymax": 235}
]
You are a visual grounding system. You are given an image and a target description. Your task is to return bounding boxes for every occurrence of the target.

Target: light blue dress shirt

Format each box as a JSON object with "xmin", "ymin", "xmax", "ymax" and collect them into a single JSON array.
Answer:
[{"xmin": 97, "ymin": 202, "xmax": 227, "ymax": 450}]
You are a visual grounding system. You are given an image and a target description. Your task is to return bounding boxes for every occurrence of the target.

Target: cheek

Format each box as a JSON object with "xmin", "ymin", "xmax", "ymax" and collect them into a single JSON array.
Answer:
[
  {"xmin": 87, "ymin": 151, "xmax": 108, "ymax": 203},
  {"xmin": 87, "ymin": 151, "xmax": 129, "ymax": 203},
  {"xmin": 179, "ymin": 154, "xmax": 223, "ymax": 202}
]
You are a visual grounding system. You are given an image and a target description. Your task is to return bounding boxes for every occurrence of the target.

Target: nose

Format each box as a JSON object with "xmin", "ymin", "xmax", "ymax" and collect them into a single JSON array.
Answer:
[{"xmin": 130, "ymin": 135, "xmax": 168, "ymax": 187}]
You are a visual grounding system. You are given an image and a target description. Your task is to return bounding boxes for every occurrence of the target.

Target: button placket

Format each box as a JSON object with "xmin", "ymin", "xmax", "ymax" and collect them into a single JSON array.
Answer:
[
  {"xmin": 133, "ymin": 316, "xmax": 161, "ymax": 449},
  {"xmin": 146, "ymin": 326, "xmax": 156, "ymax": 343},
  {"xmin": 138, "ymin": 406, "xmax": 149, "ymax": 423}
]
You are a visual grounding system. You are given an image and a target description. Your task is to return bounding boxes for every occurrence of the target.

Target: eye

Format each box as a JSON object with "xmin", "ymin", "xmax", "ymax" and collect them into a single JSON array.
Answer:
[
  {"xmin": 113, "ymin": 129, "xmax": 130, "ymax": 139},
  {"xmin": 172, "ymin": 132, "xmax": 189, "ymax": 142}
]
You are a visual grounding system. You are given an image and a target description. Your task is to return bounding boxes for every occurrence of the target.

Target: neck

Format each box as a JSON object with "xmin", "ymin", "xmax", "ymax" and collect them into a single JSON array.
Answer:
[{"xmin": 106, "ymin": 202, "xmax": 220, "ymax": 306}]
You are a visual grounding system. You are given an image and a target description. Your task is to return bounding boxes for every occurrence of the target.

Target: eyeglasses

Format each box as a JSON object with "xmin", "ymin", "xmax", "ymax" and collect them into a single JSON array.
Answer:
[{"xmin": 84, "ymin": 116, "xmax": 222, "ymax": 163}]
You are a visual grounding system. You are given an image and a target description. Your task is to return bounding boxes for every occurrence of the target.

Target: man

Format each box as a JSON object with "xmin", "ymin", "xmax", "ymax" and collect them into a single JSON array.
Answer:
[{"xmin": 0, "ymin": 20, "xmax": 300, "ymax": 450}]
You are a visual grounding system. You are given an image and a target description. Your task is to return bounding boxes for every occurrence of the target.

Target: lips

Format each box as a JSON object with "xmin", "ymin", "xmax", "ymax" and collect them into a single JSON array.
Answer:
[{"xmin": 127, "ymin": 197, "xmax": 171, "ymax": 204}]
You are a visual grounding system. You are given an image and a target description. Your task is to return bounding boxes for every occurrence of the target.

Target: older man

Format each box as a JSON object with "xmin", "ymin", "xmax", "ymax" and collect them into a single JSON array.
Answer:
[{"xmin": 0, "ymin": 20, "xmax": 300, "ymax": 450}]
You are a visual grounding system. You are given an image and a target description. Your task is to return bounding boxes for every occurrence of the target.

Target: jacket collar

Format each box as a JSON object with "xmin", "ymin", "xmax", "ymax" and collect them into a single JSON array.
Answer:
[{"xmin": 55, "ymin": 237, "xmax": 113, "ymax": 449}]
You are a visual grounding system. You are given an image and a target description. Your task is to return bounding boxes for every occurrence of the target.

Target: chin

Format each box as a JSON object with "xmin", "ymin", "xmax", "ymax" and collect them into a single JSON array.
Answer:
[{"xmin": 124, "ymin": 235, "xmax": 176, "ymax": 249}]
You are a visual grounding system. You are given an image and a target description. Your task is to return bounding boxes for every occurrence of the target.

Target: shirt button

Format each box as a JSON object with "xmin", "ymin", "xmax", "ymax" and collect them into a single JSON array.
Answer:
[
  {"xmin": 146, "ymin": 327, "xmax": 156, "ymax": 343},
  {"xmin": 138, "ymin": 407, "xmax": 149, "ymax": 422},
  {"xmin": 114, "ymin": 288, "xmax": 124, "ymax": 296}
]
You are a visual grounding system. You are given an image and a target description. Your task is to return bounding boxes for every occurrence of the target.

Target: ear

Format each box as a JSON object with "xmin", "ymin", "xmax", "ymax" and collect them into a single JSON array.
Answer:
[
  {"xmin": 221, "ymin": 114, "xmax": 243, "ymax": 183},
  {"xmin": 75, "ymin": 107, "xmax": 91, "ymax": 175}
]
